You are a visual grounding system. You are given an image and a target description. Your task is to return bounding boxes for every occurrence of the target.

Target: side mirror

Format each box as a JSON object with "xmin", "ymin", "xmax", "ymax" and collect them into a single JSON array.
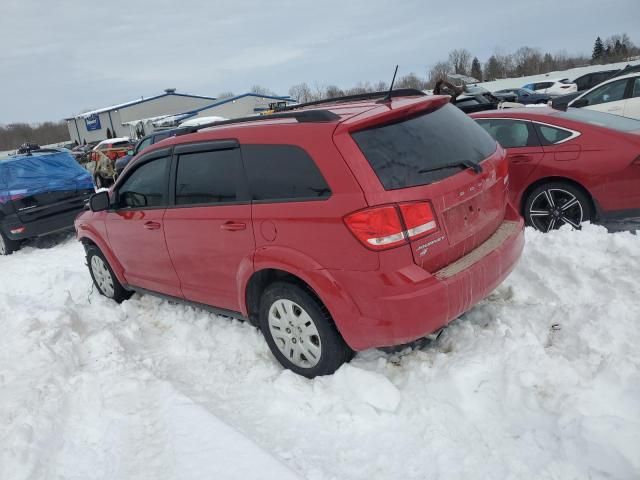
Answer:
[
  {"xmin": 127, "ymin": 150, "xmax": 134, "ymax": 156},
  {"xmin": 571, "ymin": 98, "xmax": 589, "ymax": 108},
  {"xmin": 89, "ymin": 191, "xmax": 110, "ymax": 212}
]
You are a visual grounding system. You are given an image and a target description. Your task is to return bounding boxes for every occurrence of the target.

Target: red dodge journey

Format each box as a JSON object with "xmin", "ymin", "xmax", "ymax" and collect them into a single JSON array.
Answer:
[{"xmin": 76, "ymin": 90, "xmax": 524, "ymax": 377}]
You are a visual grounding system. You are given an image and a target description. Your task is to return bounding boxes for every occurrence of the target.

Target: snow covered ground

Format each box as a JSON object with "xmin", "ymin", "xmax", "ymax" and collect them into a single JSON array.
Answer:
[{"xmin": 1, "ymin": 225, "xmax": 639, "ymax": 480}]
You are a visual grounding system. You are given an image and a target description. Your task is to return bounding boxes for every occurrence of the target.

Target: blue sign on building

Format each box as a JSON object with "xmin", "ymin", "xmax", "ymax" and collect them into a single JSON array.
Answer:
[{"xmin": 85, "ymin": 114, "xmax": 101, "ymax": 131}]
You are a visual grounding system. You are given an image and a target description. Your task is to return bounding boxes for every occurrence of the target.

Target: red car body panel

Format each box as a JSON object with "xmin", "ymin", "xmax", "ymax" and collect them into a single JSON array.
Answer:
[
  {"xmin": 470, "ymin": 107, "xmax": 640, "ymax": 220},
  {"xmin": 76, "ymin": 95, "xmax": 525, "ymax": 351}
]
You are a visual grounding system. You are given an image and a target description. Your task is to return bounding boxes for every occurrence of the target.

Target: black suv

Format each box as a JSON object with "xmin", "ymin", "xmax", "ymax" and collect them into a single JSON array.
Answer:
[
  {"xmin": 0, "ymin": 149, "xmax": 94, "ymax": 254},
  {"xmin": 115, "ymin": 127, "xmax": 197, "ymax": 175}
]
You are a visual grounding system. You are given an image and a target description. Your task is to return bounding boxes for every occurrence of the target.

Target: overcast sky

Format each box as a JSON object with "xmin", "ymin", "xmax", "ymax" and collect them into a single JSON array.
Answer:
[{"xmin": 1, "ymin": 0, "xmax": 638, "ymax": 123}]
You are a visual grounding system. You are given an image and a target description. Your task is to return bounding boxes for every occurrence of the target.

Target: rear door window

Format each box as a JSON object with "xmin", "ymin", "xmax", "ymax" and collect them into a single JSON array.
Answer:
[
  {"xmin": 535, "ymin": 124, "xmax": 574, "ymax": 145},
  {"xmin": 174, "ymin": 149, "xmax": 241, "ymax": 205},
  {"xmin": 242, "ymin": 145, "xmax": 331, "ymax": 201},
  {"xmin": 352, "ymin": 103, "xmax": 496, "ymax": 190},
  {"xmin": 476, "ymin": 119, "xmax": 539, "ymax": 148}
]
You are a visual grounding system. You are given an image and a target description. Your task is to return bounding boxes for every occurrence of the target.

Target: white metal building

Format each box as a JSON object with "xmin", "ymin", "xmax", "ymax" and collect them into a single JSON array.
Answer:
[
  {"xmin": 123, "ymin": 93, "xmax": 297, "ymax": 139},
  {"xmin": 65, "ymin": 89, "xmax": 217, "ymax": 144}
]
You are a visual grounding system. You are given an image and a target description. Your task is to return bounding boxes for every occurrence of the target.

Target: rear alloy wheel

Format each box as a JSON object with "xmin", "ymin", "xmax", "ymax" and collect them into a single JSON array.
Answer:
[
  {"xmin": 0, "ymin": 230, "xmax": 19, "ymax": 255},
  {"xmin": 259, "ymin": 282, "xmax": 353, "ymax": 378},
  {"xmin": 86, "ymin": 245, "xmax": 132, "ymax": 302},
  {"xmin": 524, "ymin": 182, "xmax": 592, "ymax": 232}
]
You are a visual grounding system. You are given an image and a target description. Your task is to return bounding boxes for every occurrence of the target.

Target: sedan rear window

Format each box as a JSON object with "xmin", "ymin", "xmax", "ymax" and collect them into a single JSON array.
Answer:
[
  {"xmin": 352, "ymin": 103, "xmax": 497, "ymax": 190},
  {"xmin": 558, "ymin": 108, "xmax": 640, "ymax": 132}
]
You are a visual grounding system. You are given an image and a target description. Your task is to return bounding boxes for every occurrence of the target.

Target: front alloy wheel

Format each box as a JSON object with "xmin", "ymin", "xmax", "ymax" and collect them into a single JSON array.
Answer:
[
  {"xmin": 525, "ymin": 182, "xmax": 591, "ymax": 232},
  {"xmin": 90, "ymin": 255, "xmax": 115, "ymax": 297}
]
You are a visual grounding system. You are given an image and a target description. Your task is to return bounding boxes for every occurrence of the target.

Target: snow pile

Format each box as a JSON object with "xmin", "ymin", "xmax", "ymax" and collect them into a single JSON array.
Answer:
[{"xmin": 0, "ymin": 224, "xmax": 639, "ymax": 480}]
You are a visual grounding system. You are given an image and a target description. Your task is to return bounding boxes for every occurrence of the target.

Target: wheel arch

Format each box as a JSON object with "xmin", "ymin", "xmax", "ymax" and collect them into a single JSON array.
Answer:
[
  {"xmin": 520, "ymin": 176, "xmax": 599, "ymax": 220},
  {"xmin": 78, "ymin": 232, "xmax": 127, "ymax": 286},
  {"xmin": 242, "ymin": 264, "xmax": 362, "ymax": 349}
]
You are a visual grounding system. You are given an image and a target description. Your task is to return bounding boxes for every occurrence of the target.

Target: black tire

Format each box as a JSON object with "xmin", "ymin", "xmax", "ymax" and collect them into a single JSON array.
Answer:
[
  {"xmin": 85, "ymin": 244, "xmax": 132, "ymax": 303},
  {"xmin": 524, "ymin": 181, "xmax": 592, "ymax": 232},
  {"xmin": 259, "ymin": 281, "xmax": 353, "ymax": 378},
  {"xmin": 0, "ymin": 229, "xmax": 19, "ymax": 255}
]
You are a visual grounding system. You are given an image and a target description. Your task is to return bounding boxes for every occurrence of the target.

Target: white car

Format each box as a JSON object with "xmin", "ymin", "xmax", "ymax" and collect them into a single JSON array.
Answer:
[
  {"xmin": 522, "ymin": 78, "xmax": 577, "ymax": 96},
  {"xmin": 568, "ymin": 72, "xmax": 640, "ymax": 120}
]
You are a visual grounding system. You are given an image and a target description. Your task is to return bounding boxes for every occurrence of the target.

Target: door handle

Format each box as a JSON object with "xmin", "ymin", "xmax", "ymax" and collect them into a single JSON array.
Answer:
[
  {"xmin": 221, "ymin": 221, "xmax": 246, "ymax": 231},
  {"xmin": 143, "ymin": 221, "xmax": 161, "ymax": 230},
  {"xmin": 509, "ymin": 154, "xmax": 533, "ymax": 164}
]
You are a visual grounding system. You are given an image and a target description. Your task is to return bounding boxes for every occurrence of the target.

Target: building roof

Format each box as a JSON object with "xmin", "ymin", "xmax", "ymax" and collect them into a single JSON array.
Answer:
[
  {"xmin": 65, "ymin": 91, "xmax": 218, "ymax": 120},
  {"xmin": 176, "ymin": 93, "xmax": 297, "ymax": 121}
]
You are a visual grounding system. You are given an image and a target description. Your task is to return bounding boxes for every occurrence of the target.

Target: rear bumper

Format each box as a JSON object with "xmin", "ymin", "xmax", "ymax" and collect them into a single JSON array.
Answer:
[
  {"xmin": 2, "ymin": 208, "xmax": 83, "ymax": 240},
  {"xmin": 327, "ymin": 216, "xmax": 525, "ymax": 351}
]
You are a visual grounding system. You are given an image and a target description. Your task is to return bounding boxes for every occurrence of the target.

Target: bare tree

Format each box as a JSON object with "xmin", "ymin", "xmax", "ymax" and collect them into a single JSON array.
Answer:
[
  {"xmin": 0, "ymin": 121, "xmax": 70, "ymax": 150},
  {"xmin": 448, "ymin": 49, "xmax": 472, "ymax": 75},
  {"xmin": 250, "ymin": 85, "xmax": 275, "ymax": 96},
  {"xmin": 395, "ymin": 73, "xmax": 428, "ymax": 90},
  {"xmin": 325, "ymin": 85, "xmax": 345, "ymax": 98},
  {"xmin": 288, "ymin": 83, "xmax": 314, "ymax": 103},
  {"xmin": 427, "ymin": 61, "xmax": 452, "ymax": 86},
  {"xmin": 217, "ymin": 91, "xmax": 235, "ymax": 98}
]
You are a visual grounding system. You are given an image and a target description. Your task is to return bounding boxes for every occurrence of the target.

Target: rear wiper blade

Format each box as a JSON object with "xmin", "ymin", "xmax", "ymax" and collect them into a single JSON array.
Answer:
[{"xmin": 418, "ymin": 160, "xmax": 482, "ymax": 175}]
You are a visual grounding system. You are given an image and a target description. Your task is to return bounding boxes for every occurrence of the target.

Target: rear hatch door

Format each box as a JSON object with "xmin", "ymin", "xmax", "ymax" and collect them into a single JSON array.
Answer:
[{"xmin": 336, "ymin": 99, "xmax": 509, "ymax": 272}]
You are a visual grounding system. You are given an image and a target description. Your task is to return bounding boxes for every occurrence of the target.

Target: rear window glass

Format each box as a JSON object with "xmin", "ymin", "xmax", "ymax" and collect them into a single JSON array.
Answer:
[
  {"xmin": 242, "ymin": 145, "xmax": 331, "ymax": 201},
  {"xmin": 351, "ymin": 103, "xmax": 497, "ymax": 190},
  {"xmin": 559, "ymin": 108, "xmax": 640, "ymax": 132},
  {"xmin": 175, "ymin": 149, "xmax": 239, "ymax": 205}
]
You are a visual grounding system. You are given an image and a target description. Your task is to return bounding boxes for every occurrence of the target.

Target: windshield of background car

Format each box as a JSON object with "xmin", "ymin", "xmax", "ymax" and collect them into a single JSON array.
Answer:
[
  {"xmin": 559, "ymin": 108, "xmax": 640, "ymax": 132},
  {"xmin": 351, "ymin": 103, "xmax": 497, "ymax": 190}
]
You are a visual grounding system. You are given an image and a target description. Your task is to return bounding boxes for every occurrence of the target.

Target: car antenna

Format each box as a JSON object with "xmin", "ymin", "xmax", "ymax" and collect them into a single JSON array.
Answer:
[{"xmin": 379, "ymin": 65, "xmax": 399, "ymax": 103}]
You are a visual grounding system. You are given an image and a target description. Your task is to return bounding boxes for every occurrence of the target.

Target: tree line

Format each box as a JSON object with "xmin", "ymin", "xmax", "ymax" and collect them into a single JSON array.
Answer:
[
  {"xmin": 0, "ymin": 122, "xmax": 70, "ymax": 151},
  {"xmin": 240, "ymin": 32, "xmax": 639, "ymax": 103}
]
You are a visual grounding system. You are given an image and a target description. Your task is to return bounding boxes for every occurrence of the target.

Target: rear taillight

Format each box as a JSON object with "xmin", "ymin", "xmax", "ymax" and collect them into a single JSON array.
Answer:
[
  {"xmin": 106, "ymin": 151, "xmax": 118, "ymax": 161},
  {"xmin": 399, "ymin": 202, "xmax": 437, "ymax": 239},
  {"xmin": 344, "ymin": 205, "xmax": 406, "ymax": 250},
  {"xmin": 344, "ymin": 201, "xmax": 438, "ymax": 251},
  {"xmin": 10, "ymin": 226, "xmax": 25, "ymax": 234}
]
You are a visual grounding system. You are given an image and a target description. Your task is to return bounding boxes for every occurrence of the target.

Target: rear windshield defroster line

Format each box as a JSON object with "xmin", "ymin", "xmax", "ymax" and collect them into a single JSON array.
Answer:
[{"xmin": 351, "ymin": 103, "xmax": 497, "ymax": 190}]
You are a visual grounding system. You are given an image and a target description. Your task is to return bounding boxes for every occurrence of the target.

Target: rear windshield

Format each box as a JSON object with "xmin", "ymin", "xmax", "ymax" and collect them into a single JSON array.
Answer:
[
  {"xmin": 352, "ymin": 103, "xmax": 497, "ymax": 190},
  {"xmin": 559, "ymin": 108, "xmax": 640, "ymax": 132}
]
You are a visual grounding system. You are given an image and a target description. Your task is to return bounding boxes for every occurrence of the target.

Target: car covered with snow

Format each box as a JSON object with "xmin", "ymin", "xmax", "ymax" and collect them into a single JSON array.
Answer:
[
  {"xmin": 0, "ymin": 149, "xmax": 94, "ymax": 254},
  {"xmin": 76, "ymin": 89, "xmax": 524, "ymax": 377}
]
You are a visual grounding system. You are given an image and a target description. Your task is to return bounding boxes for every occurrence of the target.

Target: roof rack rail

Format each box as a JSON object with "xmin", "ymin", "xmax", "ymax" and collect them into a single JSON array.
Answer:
[
  {"xmin": 192, "ymin": 109, "xmax": 340, "ymax": 131},
  {"xmin": 275, "ymin": 88, "xmax": 427, "ymax": 112}
]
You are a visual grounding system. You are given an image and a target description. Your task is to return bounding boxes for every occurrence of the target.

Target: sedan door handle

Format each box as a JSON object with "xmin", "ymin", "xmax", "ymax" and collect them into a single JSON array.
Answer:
[
  {"xmin": 143, "ymin": 221, "xmax": 161, "ymax": 230},
  {"xmin": 221, "ymin": 221, "xmax": 246, "ymax": 231}
]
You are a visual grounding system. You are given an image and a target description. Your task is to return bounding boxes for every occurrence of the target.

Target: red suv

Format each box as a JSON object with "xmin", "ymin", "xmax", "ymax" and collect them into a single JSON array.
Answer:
[{"xmin": 76, "ymin": 91, "xmax": 524, "ymax": 377}]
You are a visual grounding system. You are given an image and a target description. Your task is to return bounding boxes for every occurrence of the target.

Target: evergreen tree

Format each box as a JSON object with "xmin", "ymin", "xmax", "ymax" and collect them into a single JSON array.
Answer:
[
  {"xmin": 483, "ymin": 55, "xmax": 501, "ymax": 81},
  {"xmin": 470, "ymin": 57, "xmax": 483, "ymax": 82},
  {"xmin": 592, "ymin": 36, "xmax": 604, "ymax": 63},
  {"xmin": 542, "ymin": 52, "xmax": 554, "ymax": 72}
]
